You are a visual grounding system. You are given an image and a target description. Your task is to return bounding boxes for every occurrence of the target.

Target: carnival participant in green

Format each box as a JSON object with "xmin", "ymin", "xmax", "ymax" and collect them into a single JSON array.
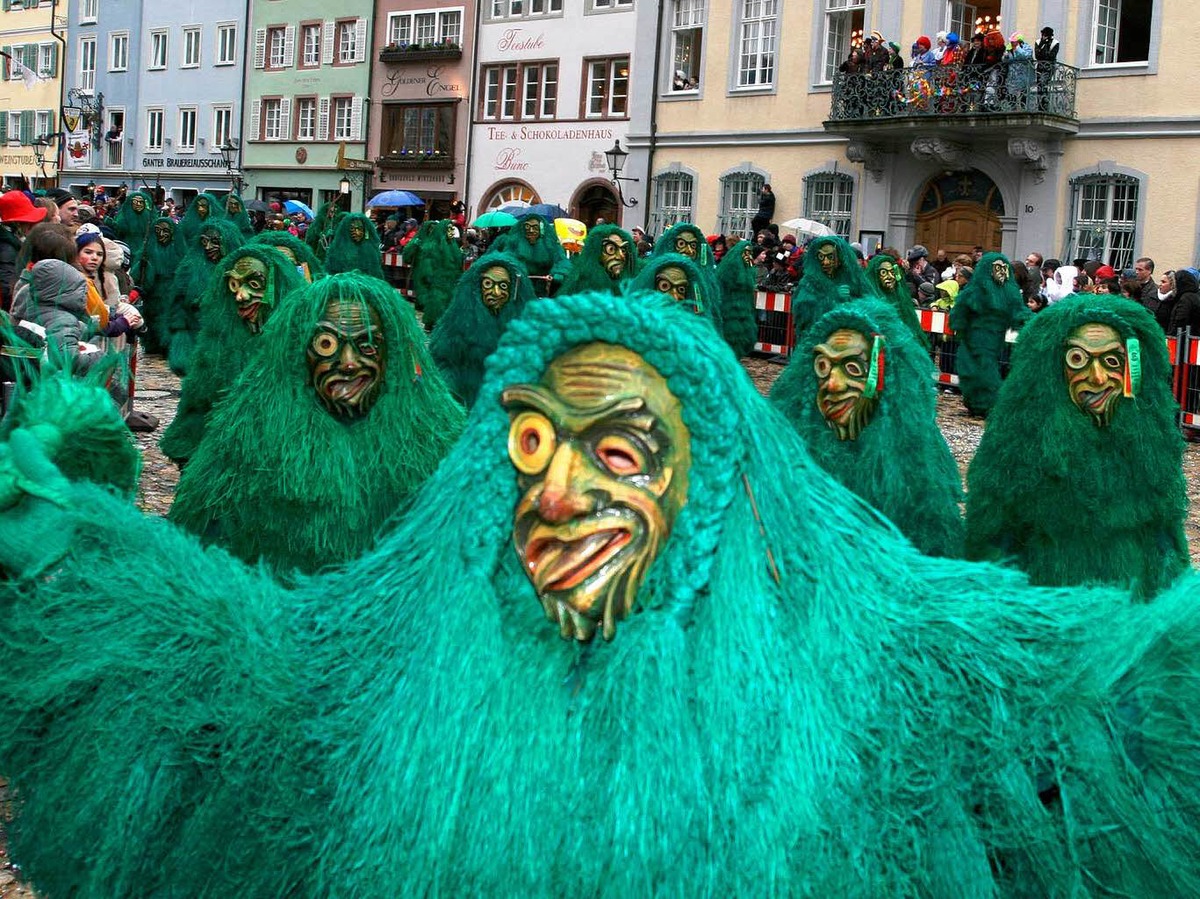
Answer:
[
  {"xmin": 652, "ymin": 222, "xmax": 721, "ymax": 317},
  {"xmin": 771, "ymin": 299, "xmax": 963, "ymax": 556},
  {"xmin": 305, "ymin": 200, "xmax": 345, "ymax": 262},
  {"xmin": 429, "ymin": 252, "xmax": 534, "ymax": 408},
  {"xmin": 405, "ymin": 219, "xmax": 463, "ymax": 329},
  {"xmin": 791, "ymin": 235, "xmax": 874, "ymax": 338},
  {"xmin": 490, "ymin": 213, "xmax": 571, "ymax": 295},
  {"xmin": 559, "ymin": 223, "xmax": 638, "ymax": 297},
  {"xmin": 949, "ymin": 251, "xmax": 1029, "ymax": 417},
  {"xmin": 966, "ymin": 293, "xmax": 1187, "ymax": 598},
  {"xmin": 629, "ymin": 253, "xmax": 720, "ymax": 327},
  {"xmin": 7, "ymin": 291, "xmax": 1200, "ymax": 896},
  {"xmin": 864, "ymin": 252, "xmax": 927, "ymax": 348},
  {"xmin": 159, "ymin": 246, "xmax": 305, "ymax": 468},
  {"xmin": 715, "ymin": 238, "xmax": 759, "ymax": 356},
  {"xmin": 109, "ymin": 190, "xmax": 157, "ymax": 271},
  {"xmin": 324, "ymin": 213, "xmax": 384, "ymax": 280},
  {"xmin": 168, "ymin": 273, "xmax": 463, "ymax": 574},
  {"xmin": 175, "ymin": 192, "xmax": 223, "ymax": 249},
  {"xmin": 138, "ymin": 217, "xmax": 183, "ymax": 352},
  {"xmin": 250, "ymin": 231, "xmax": 325, "ymax": 283},
  {"xmin": 224, "ymin": 193, "xmax": 256, "ymax": 239}
]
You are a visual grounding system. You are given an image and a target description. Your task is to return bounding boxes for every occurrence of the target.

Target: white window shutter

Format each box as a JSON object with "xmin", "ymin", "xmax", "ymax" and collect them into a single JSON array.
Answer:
[
  {"xmin": 283, "ymin": 25, "xmax": 296, "ymax": 68},
  {"xmin": 350, "ymin": 96, "xmax": 362, "ymax": 140},
  {"xmin": 253, "ymin": 28, "xmax": 266, "ymax": 69},
  {"xmin": 322, "ymin": 21, "xmax": 335, "ymax": 65},
  {"xmin": 278, "ymin": 99, "xmax": 291, "ymax": 140},
  {"xmin": 354, "ymin": 18, "xmax": 367, "ymax": 63},
  {"xmin": 250, "ymin": 100, "xmax": 261, "ymax": 139},
  {"xmin": 317, "ymin": 96, "xmax": 330, "ymax": 140}
]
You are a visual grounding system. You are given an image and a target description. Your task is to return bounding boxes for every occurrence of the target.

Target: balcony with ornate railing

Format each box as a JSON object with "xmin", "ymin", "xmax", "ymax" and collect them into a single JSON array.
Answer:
[{"xmin": 825, "ymin": 61, "xmax": 1079, "ymax": 135}]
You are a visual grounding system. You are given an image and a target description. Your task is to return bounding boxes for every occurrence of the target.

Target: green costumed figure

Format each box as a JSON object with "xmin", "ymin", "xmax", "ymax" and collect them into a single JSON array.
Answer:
[
  {"xmin": 406, "ymin": 219, "xmax": 464, "ymax": 330},
  {"xmin": 305, "ymin": 200, "xmax": 345, "ymax": 262},
  {"xmin": 949, "ymin": 251, "xmax": 1029, "ymax": 416},
  {"xmin": 108, "ymin": 190, "xmax": 157, "ymax": 273},
  {"xmin": 791, "ymin": 235, "xmax": 874, "ymax": 338},
  {"xmin": 429, "ymin": 252, "xmax": 535, "ymax": 408},
  {"xmin": 966, "ymin": 293, "xmax": 1188, "ymax": 598},
  {"xmin": 770, "ymin": 299, "xmax": 963, "ymax": 557},
  {"xmin": 174, "ymin": 191, "xmax": 223, "ymax": 250},
  {"xmin": 168, "ymin": 273, "xmax": 464, "ymax": 574},
  {"xmin": 864, "ymin": 252, "xmax": 928, "ymax": 348},
  {"xmin": 137, "ymin": 216, "xmax": 183, "ymax": 353},
  {"xmin": 223, "ymin": 192, "xmax": 256, "ymax": 239},
  {"xmin": 323, "ymin": 212, "xmax": 384, "ymax": 280},
  {"xmin": 629, "ymin": 252, "xmax": 721, "ymax": 328},
  {"xmin": 250, "ymin": 231, "xmax": 325, "ymax": 283},
  {"xmin": 490, "ymin": 213, "xmax": 572, "ymax": 295},
  {"xmin": 652, "ymin": 222, "xmax": 721, "ymax": 317},
  {"xmin": 559, "ymin": 223, "xmax": 638, "ymax": 297},
  {"xmin": 11, "ymin": 293, "xmax": 1200, "ymax": 895},
  {"xmin": 159, "ymin": 245, "xmax": 305, "ymax": 468},
  {"xmin": 714, "ymin": 238, "xmax": 759, "ymax": 356},
  {"xmin": 160, "ymin": 218, "xmax": 247, "ymax": 375}
]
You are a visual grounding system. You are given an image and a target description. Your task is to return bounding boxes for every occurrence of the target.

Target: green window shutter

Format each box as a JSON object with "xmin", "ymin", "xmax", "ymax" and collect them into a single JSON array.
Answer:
[
  {"xmin": 24, "ymin": 44, "xmax": 35, "ymax": 71},
  {"xmin": 46, "ymin": 107, "xmax": 54, "ymax": 133},
  {"xmin": 19, "ymin": 110, "xmax": 33, "ymax": 145},
  {"xmin": 49, "ymin": 42, "xmax": 57, "ymax": 76},
  {"xmin": 1, "ymin": 46, "xmax": 9, "ymax": 81},
  {"xmin": 0, "ymin": 113, "xmax": 8, "ymax": 145}
]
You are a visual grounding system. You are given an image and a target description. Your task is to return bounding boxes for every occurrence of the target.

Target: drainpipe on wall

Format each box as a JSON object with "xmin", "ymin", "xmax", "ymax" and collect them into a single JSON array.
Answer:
[
  {"xmin": 643, "ymin": 0, "xmax": 666, "ymax": 233},
  {"xmin": 462, "ymin": 3, "xmax": 483, "ymax": 220}
]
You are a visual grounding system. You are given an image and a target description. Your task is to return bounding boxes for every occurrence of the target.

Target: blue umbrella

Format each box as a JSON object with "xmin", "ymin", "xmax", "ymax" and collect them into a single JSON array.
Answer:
[
  {"xmin": 501, "ymin": 202, "xmax": 569, "ymax": 220},
  {"xmin": 366, "ymin": 189, "xmax": 425, "ymax": 208},
  {"xmin": 283, "ymin": 199, "xmax": 315, "ymax": 219}
]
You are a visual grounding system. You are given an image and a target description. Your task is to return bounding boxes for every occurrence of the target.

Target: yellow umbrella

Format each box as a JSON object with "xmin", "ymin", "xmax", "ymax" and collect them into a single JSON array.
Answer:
[{"xmin": 554, "ymin": 218, "xmax": 587, "ymax": 253}]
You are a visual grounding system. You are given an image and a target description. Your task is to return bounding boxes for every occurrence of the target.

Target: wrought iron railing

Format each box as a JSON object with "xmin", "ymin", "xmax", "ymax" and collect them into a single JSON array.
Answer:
[{"xmin": 827, "ymin": 61, "xmax": 1078, "ymax": 122}]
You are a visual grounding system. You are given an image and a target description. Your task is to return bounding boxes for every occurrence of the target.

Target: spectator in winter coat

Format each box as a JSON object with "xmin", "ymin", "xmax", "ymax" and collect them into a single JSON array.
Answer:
[
  {"xmin": 1004, "ymin": 33, "xmax": 1035, "ymax": 107},
  {"xmin": 1167, "ymin": 269, "xmax": 1200, "ymax": 335},
  {"xmin": 0, "ymin": 190, "xmax": 49, "ymax": 310},
  {"xmin": 750, "ymin": 184, "xmax": 775, "ymax": 236}
]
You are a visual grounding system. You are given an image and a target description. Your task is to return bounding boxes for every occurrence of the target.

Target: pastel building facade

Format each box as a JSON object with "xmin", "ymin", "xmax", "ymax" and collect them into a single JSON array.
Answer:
[{"xmin": 0, "ymin": 0, "xmax": 64, "ymax": 189}]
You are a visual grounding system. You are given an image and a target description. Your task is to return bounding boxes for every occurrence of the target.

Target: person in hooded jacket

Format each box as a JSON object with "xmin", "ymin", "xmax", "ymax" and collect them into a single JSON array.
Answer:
[{"xmin": 1167, "ymin": 269, "xmax": 1200, "ymax": 335}]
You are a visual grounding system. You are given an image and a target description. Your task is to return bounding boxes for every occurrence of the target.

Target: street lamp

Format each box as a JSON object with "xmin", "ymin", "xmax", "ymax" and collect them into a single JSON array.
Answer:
[
  {"xmin": 218, "ymin": 138, "xmax": 242, "ymax": 192},
  {"xmin": 339, "ymin": 174, "xmax": 351, "ymax": 210},
  {"xmin": 32, "ymin": 134, "xmax": 52, "ymax": 187},
  {"xmin": 603, "ymin": 140, "xmax": 639, "ymax": 208}
]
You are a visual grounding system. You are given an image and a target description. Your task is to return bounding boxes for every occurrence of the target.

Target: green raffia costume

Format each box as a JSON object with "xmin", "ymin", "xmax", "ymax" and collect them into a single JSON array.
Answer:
[
  {"xmin": 559, "ymin": 223, "xmax": 638, "ymax": 297},
  {"xmin": 160, "ymin": 219, "xmax": 247, "ymax": 376},
  {"xmin": 223, "ymin": 192, "xmax": 256, "ymax": 239},
  {"xmin": 8, "ymin": 292, "xmax": 1200, "ymax": 893},
  {"xmin": 249, "ymin": 231, "xmax": 325, "ymax": 283},
  {"xmin": 490, "ymin": 213, "xmax": 572, "ymax": 294},
  {"xmin": 109, "ymin": 190, "xmax": 157, "ymax": 273},
  {"xmin": 139, "ymin": 217, "xmax": 183, "ymax": 352},
  {"xmin": 629, "ymin": 252, "xmax": 721, "ymax": 328},
  {"xmin": 652, "ymin": 222, "xmax": 721, "ymax": 315},
  {"xmin": 159, "ymin": 246, "xmax": 305, "ymax": 467},
  {"xmin": 792, "ymin": 235, "xmax": 874, "ymax": 338},
  {"xmin": 168, "ymin": 273, "xmax": 464, "ymax": 574},
  {"xmin": 715, "ymin": 238, "xmax": 759, "ymax": 356},
  {"xmin": 305, "ymin": 200, "xmax": 345, "ymax": 262},
  {"xmin": 949, "ymin": 251, "xmax": 1030, "ymax": 416},
  {"xmin": 406, "ymin": 219, "xmax": 464, "ymax": 329},
  {"xmin": 864, "ymin": 253, "xmax": 928, "ymax": 349},
  {"xmin": 966, "ymin": 293, "xmax": 1187, "ymax": 598},
  {"xmin": 324, "ymin": 212, "xmax": 384, "ymax": 280},
  {"xmin": 174, "ymin": 192, "xmax": 224, "ymax": 250},
  {"xmin": 428, "ymin": 252, "xmax": 534, "ymax": 408},
  {"xmin": 771, "ymin": 299, "xmax": 964, "ymax": 557}
]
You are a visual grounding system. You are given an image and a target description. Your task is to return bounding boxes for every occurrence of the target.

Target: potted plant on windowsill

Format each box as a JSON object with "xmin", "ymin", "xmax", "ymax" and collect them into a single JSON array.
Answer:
[
  {"xmin": 377, "ymin": 147, "xmax": 454, "ymax": 170},
  {"xmin": 378, "ymin": 38, "xmax": 463, "ymax": 64}
]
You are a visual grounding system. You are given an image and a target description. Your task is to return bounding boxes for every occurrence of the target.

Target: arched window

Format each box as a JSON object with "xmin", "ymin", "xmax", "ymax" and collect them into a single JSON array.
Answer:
[
  {"xmin": 479, "ymin": 179, "xmax": 540, "ymax": 213},
  {"xmin": 717, "ymin": 169, "xmax": 764, "ymax": 239},
  {"xmin": 803, "ymin": 172, "xmax": 854, "ymax": 238},
  {"xmin": 651, "ymin": 170, "xmax": 695, "ymax": 235},
  {"xmin": 1067, "ymin": 172, "xmax": 1140, "ymax": 270}
]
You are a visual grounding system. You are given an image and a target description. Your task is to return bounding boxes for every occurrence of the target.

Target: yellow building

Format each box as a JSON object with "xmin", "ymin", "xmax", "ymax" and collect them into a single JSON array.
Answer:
[
  {"xmin": 634, "ymin": 0, "xmax": 1194, "ymax": 271},
  {"xmin": 0, "ymin": 0, "xmax": 65, "ymax": 189}
]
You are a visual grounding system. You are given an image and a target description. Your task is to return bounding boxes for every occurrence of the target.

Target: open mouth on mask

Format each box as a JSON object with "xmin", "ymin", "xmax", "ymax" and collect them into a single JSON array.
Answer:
[{"xmin": 525, "ymin": 526, "xmax": 632, "ymax": 593}]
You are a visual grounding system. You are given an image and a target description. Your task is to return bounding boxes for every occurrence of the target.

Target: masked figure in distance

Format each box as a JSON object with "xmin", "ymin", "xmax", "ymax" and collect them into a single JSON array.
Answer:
[
  {"xmin": 159, "ymin": 246, "xmax": 305, "ymax": 468},
  {"xmin": 630, "ymin": 253, "xmax": 721, "ymax": 328},
  {"xmin": 160, "ymin": 219, "xmax": 247, "ymax": 375},
  {"xmin": 966, "ymin": 294, "xmax": 1187, "ymax": 598},
  {"xmin": 110, "ymin": 190, "xmax": 157, "ymax": 273},
  {"xmin": 137, "ymin": 217, "xmax": 183, "ymax": 352},
  {"xmin": 8, "ymin": 288, "xmax": 1200, "ymax": 896},
  {"xmin": 305, "ymin": 200, "xmax": 346, "ymax": 262},
  {"xmin": 865, "ymin": 253, "xmax": 928, "ymax": 349},
  {"xmin": 490, "ymin": 213, "xmax": 572, "ymax": 296},
  {"xmin": 715, "ymin": 238, "xmax": 759, "ymax": 356},
  {"xmin": 652, "ymin": 223, "xmax": 722, "ymax": 319},
  {"xmin": 168, "ymin": 273, "xmax": 464, "ymax": 575},
  {"xmin": 250, "ymin": 231, "xmax": 325, "ymax": 283},
  {"xmin": 175, "ymin": 191, "xmax": 223, "ymax": 250},
  {"xmin": 792, "ymin": 236, "xmax": 874, "ymax": 339},
  {"xmin": 771, "ymin": 299, "xmax": 963, "ymax": 557},
  {"xmin": 224, "ymin": 193, "xmax": 256, "ymax": 239},
  {"xmin": 324, "ymin": 213, "xmax": 384, "ymax": 280},
  {"xmin": 559, "ymin": 224, "xmax": 638, "ymax": 297},
  {"xmin": 429, "ymin": 252, "xmax": 534, "ymax": 408},
  {"xmin": 405, "ymin": 219, "xmax": 464, "ymax": 330},
  {"xmin": 949, "ymin": 251, "xmax": 1030, "ymax": 417}
]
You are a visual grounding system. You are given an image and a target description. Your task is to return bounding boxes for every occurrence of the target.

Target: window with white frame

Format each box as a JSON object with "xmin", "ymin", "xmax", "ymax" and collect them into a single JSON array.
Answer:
[
  {"xmin": 669, "ymin": 0, "xmax": 704, "ymax": 92},
  {"xmin": 178, "ymin": 107, "xmax": 197, "ymax": 151},
  {"xmin": 584, "ymin": 56, "xmax": 629, "ymax": 119},
  {"xmin": 489, "ymin": 0, "xmax": 563, "ymax": 20},
  {"xmin": 146, "ymin": 107, "xmax": 164, "ymax": 151},
  {"xmin": 736, "ymin": 0, "xmax": 778, "ymax": 87},
  {"xmin": 523, "ymin": 62, "xmax": 557, "ymax": 119},
  {"xmin": 333, "ymin": 97, "xmax": 354, "ymax": 139},
  {"xmin": 803, "ymin": 172, "xmax": 854, "ymax": 239},
  {"xmin": 482, "ymin": 62, "xmax": 557, "ymax": 121},
  {"xmin": 262, "ymin": 98, "xmax": 282, "ymax": 140},
  {"xmin": 36, "ymin": 109, "xmax": 50, "ymax": 140},
  {"xmin": 1092, "ymin": 0, "xmax": 1152, "ymax": 66},
  {"xmin": 946, "ymin": 1, "xmax": 975, "ymax": 39},
  {"xmin": 268, "ymin": 27, "xmax": 286, "ymax": 68},
  {"xmin": 108, "ymin": 31, "xmax": 128, "ymax": 72},
  {"xmin": 105, "ymin": 109, "xmax": 123, "ymax": 167},
  {"xmin": 296, "ymin": 97, "xmax": 316, "ymax": 139},
  {"xmin": 590, "ymin": 0, "xmax": 634, "ymax": 9},
  {"xmin": 651, "ymin": 171, "xmax": 695, "ymax": 235},
  {"xmin": 212, "ymin": 105, "xmax": 233, "ymax": 149},
  {"xmin": 216, "ymin": 23, "xmax": 237, "ymax": 65},
  {"xmin": 718, "ymin": 170, "xmax": 765, "ymax": 237},
  {"xmin": 37, "ymin": 43, "xmax": 56, "ymax": 77},
  {"xmin": 337, "ymin": 20, "xmax": 360, "ymax": 63},
  {"xmin": 482, "ymin": 64, "xmax": 518, "ymax": 120},
  {"xmin": 821, "ymin": 0, "xmax": 864, "ymax": 83},
  {"xmin": 413, "ymin": 12, "xmax": 437, "ymax": 43},
  {"xmin": 79, "ymin": 37, "xmax": 96, "ymax": 91},
  {"xmin": 1067, "ymin": 173, "xmax": 1140, "ymax": 270},
  {"xmin": 301, "ymin": 24, "xmax": 321, "ymax": 67},
  {"xmin": 80, "ymin": 0, "xmax": 97, "ymax": 24},
  {"xmin": 182, "ymin": 27, "xmax": 201, "ymax": 68},
  {"xmin": 149, "ymin": 30, "xmax": 167, "ymax": 69}
]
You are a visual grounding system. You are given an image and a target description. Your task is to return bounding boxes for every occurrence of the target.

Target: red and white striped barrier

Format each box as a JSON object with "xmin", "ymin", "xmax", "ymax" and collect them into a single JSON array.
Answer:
[{"xmin": 754, "ymin": 290, "xmax": 793, "ymax": 355}]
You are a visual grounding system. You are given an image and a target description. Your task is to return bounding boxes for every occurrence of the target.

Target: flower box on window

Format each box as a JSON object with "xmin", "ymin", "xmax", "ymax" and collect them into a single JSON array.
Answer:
[
  {"xmin": 378, "ymin": 41, "xmax": 462, "ymax": 64},
  {"xmin": 377, "ymin": 149, "xmax": 454, "ymax": 170}
]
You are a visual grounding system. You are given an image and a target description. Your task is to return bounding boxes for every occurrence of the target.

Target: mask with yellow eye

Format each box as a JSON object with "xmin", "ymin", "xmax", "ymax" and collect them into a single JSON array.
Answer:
[
  {"xmin": 1064, "ymin": 322, "xmax": 1129, "ymax": 427},
  {"xmin": 813, "ymin": 328, "xmax": 881, "ymax": 441},
  {"xmin": 501, "ymin": 343, "xmax": 691, "ymax": 643},
  {"xmin": 653, "ymin": 265, "xmax": 690, "ymax": 305},
  {"xmin": 479, "ymin": 265, "xmax": 512, "ymax": 315},
  {"xmin": 200, "ymin": 230, "xmax": 224, "ymax": 262},
  {"xmin": 674, "ymin": 232, "xmax": 698, "ymax": 259},
  {"xmin": 600, "ymin": 236, "xmax": 629, "ymax": 278},
  {"xmin": 523, "ymin": 219, "xmax": 542, "ymax": 245},
  {"xmin": 195, "ymin": 198, "xmax": 210, "ymax": 219},
  {"xmin": 306, "ymin": 297, "xmax": 388, "ymax": 419},
  {"xmin": 816, "ymin": 244, "xmax": 839, "ymax": 277},
  {"xmin": 348, "ymin": 220, "xmax": 367, "ymax": 244}
]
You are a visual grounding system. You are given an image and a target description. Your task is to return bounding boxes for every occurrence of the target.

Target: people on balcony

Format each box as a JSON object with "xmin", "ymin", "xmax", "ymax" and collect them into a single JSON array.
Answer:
[{"xmin": 1004, "ymin": 34, "xmax": 1036, "ymax": 109}]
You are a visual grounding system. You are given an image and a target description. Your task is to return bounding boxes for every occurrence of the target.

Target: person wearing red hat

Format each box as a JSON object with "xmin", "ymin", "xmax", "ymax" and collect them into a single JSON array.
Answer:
[
  {"xmin": 0, "ymin": 189, "xmax": 49, "ymax": 311},
  {"xmin": 911, "ymin": 35, "xmax": 935, "ymax": 67}
]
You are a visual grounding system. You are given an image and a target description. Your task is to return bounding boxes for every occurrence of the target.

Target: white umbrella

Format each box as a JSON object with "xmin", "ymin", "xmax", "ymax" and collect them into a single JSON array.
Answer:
[{"xmin": 779, "ymin": 217, "xmax": 835, "ymax": 239}]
